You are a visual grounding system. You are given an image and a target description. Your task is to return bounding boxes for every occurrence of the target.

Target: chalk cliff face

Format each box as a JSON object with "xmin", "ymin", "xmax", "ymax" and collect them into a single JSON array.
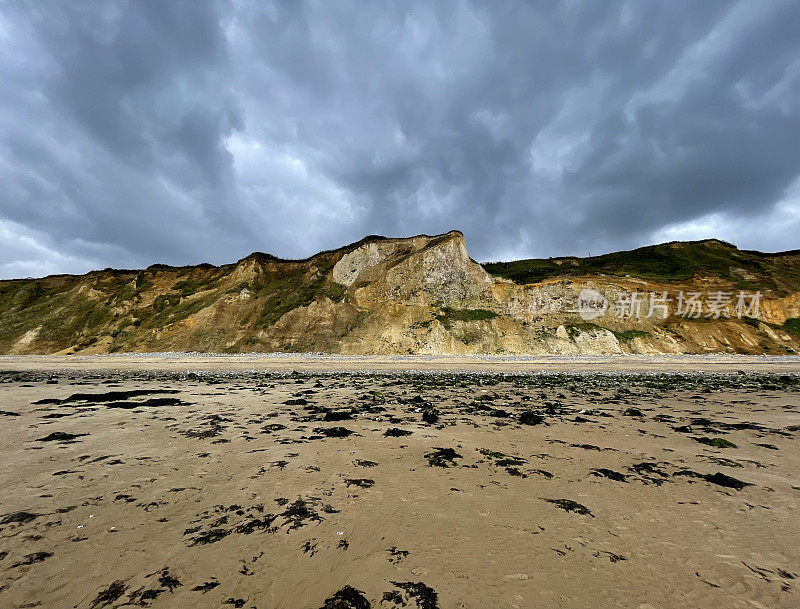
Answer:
[
  {"xmin": 334, "ymin": 233, "xmax": 493, "ymax": 308},
  {"xmin": 1, "ymin": 230, "xmax": 799, "ymax": 355}
]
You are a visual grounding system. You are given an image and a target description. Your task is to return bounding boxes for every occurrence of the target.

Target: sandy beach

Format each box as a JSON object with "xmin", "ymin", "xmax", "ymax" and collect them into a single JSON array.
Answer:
[
  {"xmin": 2, "ymin": 353, "xmax": 800, "ymax": 374},
  {"xmin": 1, "ymin": 359, "xmax": 799, "ymax": 608}
]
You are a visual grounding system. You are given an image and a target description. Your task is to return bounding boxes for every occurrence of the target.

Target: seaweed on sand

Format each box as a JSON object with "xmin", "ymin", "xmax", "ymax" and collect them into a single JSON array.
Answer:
[
  {"xmin": 90, "ymin": 581, "xmax": 128, "ymax": 608},
  {"xmin": 694, "ymin": 437, "xmax": 737, "ymax": 449},
  {"xmin": 0, "ymin": 511, "xmax": 40, "ymax": 525},
  {"xmin": 345, "ymin": 479, "xmax": 374, "ymax": 489},
  {"xmin": 421, "ymin": 408, "xmax": 440, "ymax": 424},
  {"xmin": 543, "ymin": 498, "xmax": 594, "ymax": 517},
  {"xmin": 191, "ymin": 580, "xmax": 219, "ymax": 593},
  {"xmin": 425, "ymin": 448, "xmax": 461, "ymax": 468},
  {"xmin": 519, "ymin": 411, "xmax": 545, "ymax": 425},
  {"xmin": 315, "ymin": 426, "xmax": 354, "ymax": 438},
  {"xmin": 36, "ymin": 432, "xmax": 88, "ymax": 442},
  {"xmin": 319, "ymin": 585, "xmax": 371, "ymax": 609},
  {"xmin": 388, "ymin": 581, "xmax": 440, "ymax": 609},
  {"xmin": 10, "ymin": 551, "xmax": 53, "ymax": 568},
  {"xmin": 590, "ymin": 468, "xmax": 628, "ymax": 482},
  {"xmin": 281, "ymin": 498, "xmax": 324, "ymax": 531}
]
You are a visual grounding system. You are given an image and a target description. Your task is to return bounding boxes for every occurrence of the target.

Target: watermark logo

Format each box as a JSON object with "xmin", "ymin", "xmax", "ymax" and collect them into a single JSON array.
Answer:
[
  {"xmin": 577, "ymin": 289, "xmax": 609, "ymax": 321},
  {"xmin": 613, "ymin": 290, "xmax": 761, "ymax": 320},
  {"xmin": 505, "ymin": 288, "xmax": 762, "ymax": 321}
]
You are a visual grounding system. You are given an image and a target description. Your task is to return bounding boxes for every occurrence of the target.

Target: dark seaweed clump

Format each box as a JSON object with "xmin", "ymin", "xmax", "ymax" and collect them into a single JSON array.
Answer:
[
  {"xmin": 544, "ymin": 498, "xmax": 594, "ymax": 517},
  {"xmin": 324, "ymin": 410, "xmax": 353, "ymax": 421},
  {"xmin": 627, "ymin": 462, "xmax": 670, "ymax": 485},
  {"xmin": 188, "ymin": 527, "xmax": 231, "ymax": 546},
  {"xmin": 104, "ymin": 397, "xmax": 185, "ymax": 409},
  {"xmin": 673, "ymin": 470, "xmax": 752, "ymax": 490},
  {"xmin": 315, "ymin": 426, "xmax": 354, "ymax": 438},
  {"xmin": 425, "ymin": 447, "xmax": 461, "ymax": 468},
  {"xmin": 387, "ymin": 547, "xmax": 409, "ymax": 564},
  {"xmin": 694, "ymin": 437, "xmax": 737, "ymax": 449},
  {"xmin": 191, "ymin": 580, "xmax": 219, "ymax": 593},
  {"xmin": 36, "ymin": 432, "xmax": 88, "ymax": 442},
  {"xmin": 345, "ymin": 479, "xmax": 374, "ymax": 489},
  {"xmin": 0, "ymin": 511, "xmax": 40, "ymax": 525},
  {"xmin": 90, "ymin": 581, "xmax": 128, "ymax": 608},
  {"xmin": 37, "ymin": 389, "xmax": 179, "ymax": 405},
  {"xmin": 319, "ymin": 585, "xmax": 371, "ymax": 609},
  {"xmin": 422, "ymin": 408, "xmax": 440, "ymax": 424},
  {"xmin": 234, "ymin": 515, "xmax": 276, "ymax": 535},
  {"xmin": 158, "ymin": 568, "xmax": 182, "ymax": 592},
  {"xmin": 281, "ymin": 498, "xmax": 325, "ymax": 530},
  {"xmin": 284, "ymin": 398, "xmax": 308, "ymax": 406},
  {"xmin": 590, "ymin": 468, "xmax": 628, "ymax": 482},
  {"xmin": 383, "ymin": 591, "xmax": 404, "ymax": 605},
  {"xmin": 384, "ymin": 428, "xmax": 412, "ymax": 437},
  {"xmin": 127, "ymin": 572, "xmax": 182, "ymax": 609},
  {"xmin": 519, "ymin": 411, "xmax": 545, "ymax": 425},
  {"xmin": 10, "ymin": 551, "xmax": 53, "ymax": 568},
  {"xmin": 30, "ymin": 389, "xmax": 161, "ymax": 405},
  {"xmin": 187, "ymin": 503, "xmax": 278, "ymax": 545},
  {"xmin": 706, "ymin": 471, "xmax": 751, "ymax": 489},
  {"xmin": 389, "ymin": 581, "xmax": 440, "ymax": 609}
]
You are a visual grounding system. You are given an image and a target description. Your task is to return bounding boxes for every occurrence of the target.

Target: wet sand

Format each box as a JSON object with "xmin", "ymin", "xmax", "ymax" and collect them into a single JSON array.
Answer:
[{"xmin": 1, "ymin": 365, "xmax": 799, "ymax": 608}]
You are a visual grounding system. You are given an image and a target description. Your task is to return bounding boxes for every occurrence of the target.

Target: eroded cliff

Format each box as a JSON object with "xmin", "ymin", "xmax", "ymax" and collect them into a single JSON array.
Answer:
[{"xmin": 1, "ymin": 231, "xmax": 799, "ymax": 355}]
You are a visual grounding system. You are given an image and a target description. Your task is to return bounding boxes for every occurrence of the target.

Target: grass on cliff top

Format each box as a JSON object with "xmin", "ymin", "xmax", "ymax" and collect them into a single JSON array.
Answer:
[{"xmin": 482, "ymin": 240, "xmax": 800, "ymax": 293}]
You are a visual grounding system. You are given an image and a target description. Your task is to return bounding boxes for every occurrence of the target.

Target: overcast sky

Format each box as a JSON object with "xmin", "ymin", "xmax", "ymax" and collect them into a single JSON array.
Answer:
[{"xmin": 1, "ymin": 1, "xmax": 800, "ymax": 278}]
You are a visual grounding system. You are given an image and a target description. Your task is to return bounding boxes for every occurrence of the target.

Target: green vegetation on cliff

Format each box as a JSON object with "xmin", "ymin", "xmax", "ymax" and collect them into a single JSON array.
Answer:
[
  {"xmin": 483, "ymin": 239, "xmax": 800, "ymax": 293},
  {"xmin": 436, "ymin": 307, "xmax": 498, "ymax": 329}
]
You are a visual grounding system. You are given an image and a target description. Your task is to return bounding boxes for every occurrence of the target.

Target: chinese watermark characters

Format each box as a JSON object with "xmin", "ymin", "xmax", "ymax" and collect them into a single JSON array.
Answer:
[{"xmin": 611, "ymin": 290, "xmax": 761, "ymax": 320}]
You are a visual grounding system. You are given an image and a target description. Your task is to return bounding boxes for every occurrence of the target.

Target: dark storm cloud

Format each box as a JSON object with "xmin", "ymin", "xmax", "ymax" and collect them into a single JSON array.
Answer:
[{"xmin": 1, "ymin": 0, "xmax": 799, "ymax": 278}]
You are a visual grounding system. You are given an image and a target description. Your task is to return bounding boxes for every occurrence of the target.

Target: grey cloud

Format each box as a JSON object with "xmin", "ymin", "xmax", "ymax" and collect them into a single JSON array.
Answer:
[{"xmin": 1, "ymin": 0, "xmax": 799, "ymax": 278}]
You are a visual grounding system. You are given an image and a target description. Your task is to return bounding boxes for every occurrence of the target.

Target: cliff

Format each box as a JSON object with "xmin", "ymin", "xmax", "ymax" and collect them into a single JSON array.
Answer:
[{"xmin": 1, "ymin": 231, "xmax": 799, "ymax": 355}]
